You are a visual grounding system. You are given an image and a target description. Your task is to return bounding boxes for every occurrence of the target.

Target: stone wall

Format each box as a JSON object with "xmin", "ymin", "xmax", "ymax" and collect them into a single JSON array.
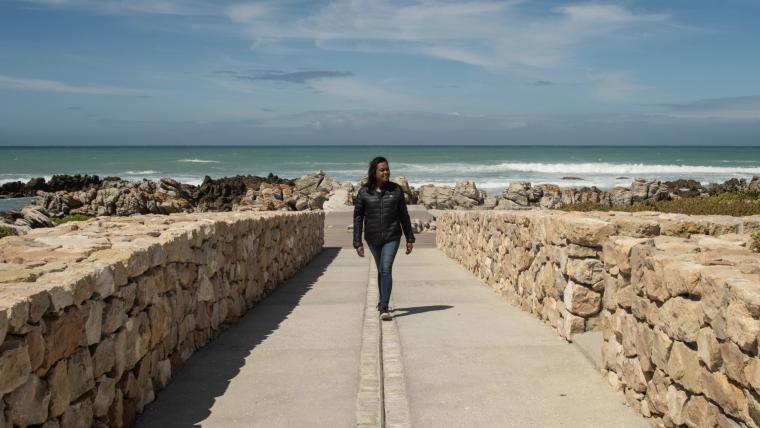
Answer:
[
  {"xmin": 437, "ymin": 210, "xmax": 760, "ymax": 426},
  {"xmin": 603, "ymin": 229, "xmax": 760, "ymax": 426},
  {"xmin": 0, "ymin": 211, "xmax": 323, "ymax": 427}
]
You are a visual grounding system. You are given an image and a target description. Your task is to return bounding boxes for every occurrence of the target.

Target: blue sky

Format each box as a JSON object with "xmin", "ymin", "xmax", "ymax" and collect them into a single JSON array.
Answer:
[{"xmin": 1, "ymin": 0, "xmax": 759, "ymax": 145}]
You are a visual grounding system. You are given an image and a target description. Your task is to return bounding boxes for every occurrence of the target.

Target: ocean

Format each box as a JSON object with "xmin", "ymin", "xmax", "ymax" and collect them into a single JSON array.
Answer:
[{"xmin": 2, "ymin": 146, "xmax": 760, "ymax": 197}]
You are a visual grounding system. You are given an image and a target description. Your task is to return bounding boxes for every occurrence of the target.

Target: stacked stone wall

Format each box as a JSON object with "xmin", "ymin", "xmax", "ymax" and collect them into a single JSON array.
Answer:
[
  {"xmin": 603, "ymin": 230, "xmax": 760, "ymax": 426},
  {"xmin": 437, "ymin": 210, "xmax": 760, "ymax": 426},
  {"xmin": 0, "ymin": 211, "xmax": 323, "ymax": 427}
]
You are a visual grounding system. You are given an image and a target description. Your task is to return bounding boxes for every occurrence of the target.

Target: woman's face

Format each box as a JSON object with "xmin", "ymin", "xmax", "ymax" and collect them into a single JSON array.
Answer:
[{"xmin": 375, "ymin": 161, "xmax": 390, "ymax": 184}]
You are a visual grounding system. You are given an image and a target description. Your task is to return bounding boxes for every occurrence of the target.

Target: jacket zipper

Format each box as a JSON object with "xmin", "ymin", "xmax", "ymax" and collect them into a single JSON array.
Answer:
[{"xmin": 379, "ymin": 188, "xmax": 383, "ymax": 240}]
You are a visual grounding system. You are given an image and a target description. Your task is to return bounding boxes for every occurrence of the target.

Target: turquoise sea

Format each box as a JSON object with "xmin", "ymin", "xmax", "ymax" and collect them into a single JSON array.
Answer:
[{"xmin": 2, "ymin": 146, "xmax": 760, "ymax": 195}]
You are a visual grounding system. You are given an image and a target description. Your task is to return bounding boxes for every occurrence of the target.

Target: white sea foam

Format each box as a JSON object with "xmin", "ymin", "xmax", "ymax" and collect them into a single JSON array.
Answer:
[
  {"xmin": 124, "ymin": 170, "xmax": 161, "ymax": 175},
  {"xmin": 394, "ymin": 162, "xmax": 760, "ymax": 175},
  {"xmin": 0, "ymin": 176, "xmax": 52, "ymax": 185},
  {"xmin": 177, "ymin": 159, "xmax": 221, "ymax": 163}
]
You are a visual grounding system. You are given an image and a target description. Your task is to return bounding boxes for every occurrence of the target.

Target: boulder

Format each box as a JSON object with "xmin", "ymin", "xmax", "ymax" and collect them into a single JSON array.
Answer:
[{"xmin": 418, "ymin": 185, "xmax": 454, "ymax": 209}]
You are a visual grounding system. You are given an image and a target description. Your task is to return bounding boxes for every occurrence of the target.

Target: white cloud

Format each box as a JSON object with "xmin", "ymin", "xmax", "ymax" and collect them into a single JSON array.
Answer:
[
  {"xmin": 554, "ymin": 4, "xmax": 669, "ymax": 24},
  {"xmin": 17, "ymin": 0, "xmax": 218, "ymax": 15},
  {"xmin": 234, "ymin": 0, "xmax": 672, "ymax": 73},
  {"xmin": 226, "ymin": 3, "xmax": 270, "ymax": 22},
  {"xmin": 589, "ymin": 71, "xmax": 648, "ymax": 102},
  {"xmin": 0, "ymin": 74, "xmax": 154, "ymax": 96}
]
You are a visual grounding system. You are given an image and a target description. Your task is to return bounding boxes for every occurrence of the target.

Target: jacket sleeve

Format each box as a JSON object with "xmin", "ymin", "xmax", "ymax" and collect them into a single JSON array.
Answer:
[
  {"xmin": 353, "ymin": 190, "xmax": 365, "ymax": 248},
  {"xmin": 398, "ymin": 191, "xmax": 415, "ymax": 244}
]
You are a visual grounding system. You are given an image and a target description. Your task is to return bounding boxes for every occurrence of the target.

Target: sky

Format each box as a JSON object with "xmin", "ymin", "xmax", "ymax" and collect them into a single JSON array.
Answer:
[{"xmin": 1, "ymin": 0, "xmax": 760, "ymax": 145}]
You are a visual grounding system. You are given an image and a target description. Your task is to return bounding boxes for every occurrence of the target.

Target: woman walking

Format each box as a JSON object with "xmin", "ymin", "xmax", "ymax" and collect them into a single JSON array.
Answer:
[{"xmin": 353, "ymin": 156, "xmax": 415, "ymax": 320}]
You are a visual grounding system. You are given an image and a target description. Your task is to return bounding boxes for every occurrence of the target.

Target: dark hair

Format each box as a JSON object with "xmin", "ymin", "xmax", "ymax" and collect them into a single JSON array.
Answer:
[{"xmin": 365, "ymin": 156, "xmax": 388, "ymax": 191}]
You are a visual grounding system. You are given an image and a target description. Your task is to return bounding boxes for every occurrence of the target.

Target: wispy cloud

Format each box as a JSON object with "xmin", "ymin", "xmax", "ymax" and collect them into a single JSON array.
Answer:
[
  {"xmin": 18, "ymin": 1, "xmax": 678, "ymax": 80},
  {"xmin": 588, "ymin": 71, "xmax": 648, "ymax": 102},
  {"xmin": 554, "ymin": 4, "xmax": 669, "ymax": 24},
  {"xmin": 215, "ymin": 69, "xmax": 354, "ymax": 84},
  {"xmin": 17, "ymin": 0, "xmax": 218, "ymax": 16},
  {"xmin": 233, "ymin": 0, "xmax": 673, "ymax": 74},
  {"xmin": 244, "ymin": 109, "xmax": 530, "ymax": 130},
  {"xmin": 0, "ymin": 74, "xmax": 155, "ymax": 96},
  {"xmin": 308, "ymin": 78, "xmax": 425, "ymax": 109},
  {"xmin": 653, "ymin": 96, "xmax": 760, "ymax": 121}
]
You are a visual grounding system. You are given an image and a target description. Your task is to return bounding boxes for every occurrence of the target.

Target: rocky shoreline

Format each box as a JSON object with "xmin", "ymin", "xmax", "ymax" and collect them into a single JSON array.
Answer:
[{"xmin": 1, "ymin": 172, "xmax": 759, "ymax": 236}]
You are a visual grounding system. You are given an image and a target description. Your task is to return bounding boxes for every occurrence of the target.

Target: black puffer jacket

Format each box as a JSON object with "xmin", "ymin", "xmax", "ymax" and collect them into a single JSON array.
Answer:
[{"xmin": 353, "ymin": 182, "xmax": 415, "ymax": 248}]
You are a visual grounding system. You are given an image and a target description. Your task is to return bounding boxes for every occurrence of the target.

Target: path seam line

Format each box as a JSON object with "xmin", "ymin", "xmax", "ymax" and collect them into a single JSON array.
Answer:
[{"xmin": 355, "ymin": 257, "xmax": 384, "ymax": 427}]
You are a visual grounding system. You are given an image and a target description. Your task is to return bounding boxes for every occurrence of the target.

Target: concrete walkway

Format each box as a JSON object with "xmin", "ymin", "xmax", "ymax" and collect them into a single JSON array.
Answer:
[
  {"xmin": 137, "ymin": 248, "xmax": 368, "ymax": 427},
  {"xmin": 137, "ymin": 215, "xmax": 647, "ymax": 427},
  {"xmin": 390, "ymin": 249, "xmax": 646, "ymax": 428}
]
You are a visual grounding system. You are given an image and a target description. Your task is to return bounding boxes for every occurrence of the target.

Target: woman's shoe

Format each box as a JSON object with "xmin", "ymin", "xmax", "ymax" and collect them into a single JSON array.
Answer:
[{"xmin": 380, "ymin": 309, "xmax": 392, "ymax": 321}]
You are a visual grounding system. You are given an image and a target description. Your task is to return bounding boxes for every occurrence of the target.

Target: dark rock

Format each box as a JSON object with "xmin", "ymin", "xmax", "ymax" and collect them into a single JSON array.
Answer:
[
  {"xmin": 663, "ymin": 179, "xmax": 704, "ymax": 198},
  {"xmin": 707, "ymin": 178, "xmax": 748, "ymax": 195},
  {"xmin": 192, "ymin": 174, "xmax": 293, "ymax": 212}
]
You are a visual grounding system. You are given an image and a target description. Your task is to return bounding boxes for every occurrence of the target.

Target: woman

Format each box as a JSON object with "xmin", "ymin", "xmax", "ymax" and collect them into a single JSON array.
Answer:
[{"xmin": 353, "ymin": 156, "xmax": 415, "ymax": 320}]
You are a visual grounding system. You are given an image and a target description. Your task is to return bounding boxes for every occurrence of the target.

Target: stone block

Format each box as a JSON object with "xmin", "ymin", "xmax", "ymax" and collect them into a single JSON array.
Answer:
[
  {"xmin": 651, "ymin": 327, "xmax": 673, "ymax": 370},
  {"xmin": 92, "ymin": 336, "xmax": 115, "ymax": 378},
  {"xmin": 102, "ymin": 298, "xmax": 127, "ymax": 335},
  {"xmin": 622, "ymin": 357, "xmax": 648, "ymax": 393},
  {"xmin": 746, "ymin": 358, "xmax": 760, "ymax": 396},
  {"xmin": 4, "ymin": 374, "xmax": 50, "ymax": 426},
  {"xmin": 61, "ymin": 398, "xmax": 93, "ymax": 428},
  {"xmin": 647, "ymin": 369, "xmax": 670, "ymax": 415},
  {"xmin": 697, "ymin": 327, "xmax": 722, "ymax": 371},
  {"xmin": 0, "ymin": 337, "xmax": 32, "ymax": 394},
  {"xmin": 682, "ymin": 394, "xmax": 721, "ymax": 428},
  {"xmin": 701, "ymin": 370, "xmax": 747, "ymax": 420},
  {"xmin": 719, "ymin": 340, "xmax": 748, "ymax": 385},
  {"xmin": 44, "ymin": 308, "xmax": 84, "ymax": 369},
  {"xmin": 726, "ymin": 300, "xmax": 760, "ymax": 352},
  {"xmin": 635, "ymin": 322, "xmax": 655, "ymax": 373},
  {"xmin": 47, "ymin": 359, "xmax": 70, "ymax": 417},
  {"xmin": 67, "ymin": 348, "xmax": 94, "ymax": 401},
  {"xmin": 668, "ymin": 340, "xmax": 702, "ymax": 393},
  {"xmin": 666, "ymin": 385, "xmax": 688, "ymax": 425},
  {"xmin": 603, "ymin": 236, "xmax": 649, "ymax": 275},
  {"xmin": 93, "ymin": 376, "xmax": 116, "ymax": 418},
  {"xmin": 567, "ymin": 258, "xmax": 604, "ymax": 286},
  {"xmin": 559, "ymin": 216, "xmax": 616, "ymax": 247},
  {"xmin": 26, "ymin": 324, "xmax": 45, "ymax": 372},
  {"xmin": 660, "ymin": 297, "xmax": 704, "ymax": 343},
  {"xmin": 663, "ymin": 261, "xmax": 703, "ymax": 298},
  {"xmin": 563, "ymin": 281, "xmax": 601, "ymax": 317},
  {"xmin": 82, "ymin": 300, "xmax": 104, "ymax": 346}
]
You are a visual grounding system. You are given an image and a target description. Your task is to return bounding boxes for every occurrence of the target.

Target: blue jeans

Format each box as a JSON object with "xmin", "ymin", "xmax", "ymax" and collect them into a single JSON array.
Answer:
[{"xmin": 367, "ymin": 239, "xmax": 400, "ymax": 310}]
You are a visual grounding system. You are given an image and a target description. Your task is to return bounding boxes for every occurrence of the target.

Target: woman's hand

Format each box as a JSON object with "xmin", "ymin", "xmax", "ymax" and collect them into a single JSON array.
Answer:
[
  {"xmin": 356, "ymin": 246, "xmax": 365, "ymax": 257},
  {"xmin": 406, "ymin": 242, "xmax": 413, "ymax": 255}
]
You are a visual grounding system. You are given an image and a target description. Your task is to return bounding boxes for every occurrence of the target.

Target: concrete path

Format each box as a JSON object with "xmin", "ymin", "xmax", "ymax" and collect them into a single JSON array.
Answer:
[
  {"xmin": 390, "ymin": 249, "xmax": 647, "ymax": 428},
  {"xmin": 137, "ymin": 248, "xmax": 368, "ymax": 427},
  {"xmin": 137, "ymin": 212, "xmax": 647, "ymax": 427}
]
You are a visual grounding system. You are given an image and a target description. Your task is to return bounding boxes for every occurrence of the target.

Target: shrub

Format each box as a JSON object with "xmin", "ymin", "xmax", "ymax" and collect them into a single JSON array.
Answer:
[
  {"xmin": 0, "ymin": 226, "xmax": 13, "ymax": 239},
  {"xmin": 52, "ymin": 214, "xmax": 94, "ymax": 225},
  {"xmin": 559, "ymin": 192, "xmax": 760, "ymax": 217},
  {"xmin": 752, "ymin": 232, "xmax": 760, "ymax": 253}
]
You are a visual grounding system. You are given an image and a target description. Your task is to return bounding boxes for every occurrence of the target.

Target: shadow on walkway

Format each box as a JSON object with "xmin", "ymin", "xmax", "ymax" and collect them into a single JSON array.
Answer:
[
  {"xmin": 392, "ymin": 304, "xmax": 453, "ymax": 319},
  {"xmin": 136, "ymin": 247, "xmax": 341, "ymax": 428}
]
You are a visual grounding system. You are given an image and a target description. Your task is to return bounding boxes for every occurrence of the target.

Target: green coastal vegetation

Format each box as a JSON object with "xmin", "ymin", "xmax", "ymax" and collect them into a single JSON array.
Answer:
[
  {"xmin": 51, "ymin": 213, "xmax": 94, "ymax": 225},
  {"xmin": 560, "ymin": 191, "xmax": 760, "ymax": 217},
  {"xmin": 0, "ymin": 226, "xmax": 11, "ymax": 239}
]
